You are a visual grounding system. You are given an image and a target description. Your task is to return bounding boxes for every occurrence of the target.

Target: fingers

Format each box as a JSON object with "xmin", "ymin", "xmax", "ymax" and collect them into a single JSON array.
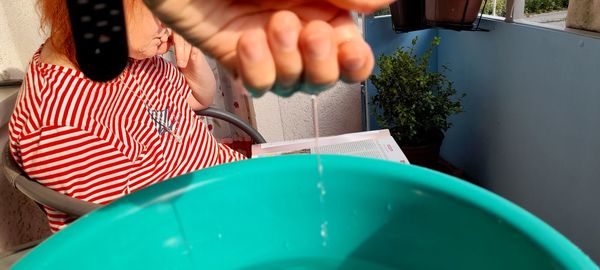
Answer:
[
  {"xmin": 237, "ymin": 30, "xmax": 276, "ymax": 97},
  {"xmin": 172, "ymin": 32, "xmax": 192, "ymax": 68},
  {"xmin": 189, "ymin": 47, "xmax": 200, "ymax": 61},
  {"xmin": 338, "ymin": 40, "xmax": 374, "ymax": 82},
  {"xmin": 299, "ymin": 21, "xmax": 339, "ymax": 93},
  {"xmin": 242, "ymin": 14, "xmax": 372, "ymax": 97},
  {"xmin": 267, "ymin": 11, "xmax": 303, "ymax": 95},
  {"xmin": 331, "ymin": 13, "xmax": 374, "ymax": 83}
]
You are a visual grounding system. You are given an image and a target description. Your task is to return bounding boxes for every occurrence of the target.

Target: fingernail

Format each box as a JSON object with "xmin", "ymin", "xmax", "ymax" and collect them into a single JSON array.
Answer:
[
  {"xmin": 305, "ymin": 34, "xmax": 331, "ymax": 60},
  {"xmin": 241, "ymin": 38, "xmax": 264, "ymax": 62},
  {"xmin": 275, "ymin": 27, "xmax": 298, "ymax": 52},
  {"xmin": 300, "ymin": 83, "xmax": 332, "ymax": 94},
  {"xmin": 272, "ymin": 83, "xmax": 297, "ymax": 97},
  {"xmin": 244, "ymin": 84, "xmax": 266, "ymax": 98},
  {"xmin": 343, "ymin": 56, "xmax": 365, "ymax": 71}
]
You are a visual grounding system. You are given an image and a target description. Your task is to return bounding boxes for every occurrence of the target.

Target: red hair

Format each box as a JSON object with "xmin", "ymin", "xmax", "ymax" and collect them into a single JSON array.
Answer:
[{"xmin": 37, "ymin": 0, "xmax": 78, "ymax": 66}]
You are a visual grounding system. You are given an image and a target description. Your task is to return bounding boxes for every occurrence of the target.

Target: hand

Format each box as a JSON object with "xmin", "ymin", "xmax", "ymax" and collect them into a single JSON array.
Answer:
[
  {"xmin": 143, "ymin": 0, "xmax": 393, "ymax": 97},
  {"xmin": 171, "ymin": 31, "xmax": 193, "ymax": 69},
  {"xmin": 171, "ymin": 32, "xmax": 216, "ymax": 110}
]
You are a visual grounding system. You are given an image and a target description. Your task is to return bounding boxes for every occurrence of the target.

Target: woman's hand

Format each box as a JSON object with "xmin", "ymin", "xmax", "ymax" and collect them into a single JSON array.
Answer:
[
  {"xmin": 171, "ymin": 32, "xmax": 216, "ymax": 110},
  {"xmin": 172, "ymin": 32, "xmax": 193, "ymax": 68},
  {"xmin": 143, "ymin": 0, "xmax": 393, "ymax": 97}
]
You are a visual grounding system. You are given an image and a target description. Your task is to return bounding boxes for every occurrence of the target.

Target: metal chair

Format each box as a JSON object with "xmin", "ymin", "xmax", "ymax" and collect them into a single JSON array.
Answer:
[{"xmin": 1, "ymin": 107, "xmax": 265, "ymax": 219}]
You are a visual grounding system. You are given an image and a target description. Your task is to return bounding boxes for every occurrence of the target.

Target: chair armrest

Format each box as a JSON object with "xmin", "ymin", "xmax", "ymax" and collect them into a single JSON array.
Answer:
[
  {"xmin": 2, "ymin": 145, "xmax": 100, "ymax": 218},
  {"xmin": 195, "ymin": 107, "xmax": 266, "ymax": 144}
]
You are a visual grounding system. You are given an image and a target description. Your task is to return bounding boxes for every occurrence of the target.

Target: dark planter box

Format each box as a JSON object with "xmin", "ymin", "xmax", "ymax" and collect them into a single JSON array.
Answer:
[
  {"xmin": 402, "ymin": 140, "xmax": 442, "ymax": 169},
  {"xmin": 389, "ymin": 0, "xmax": 427, "ymax": 32},
  {"xmin": 425, "ymin": 0, "xmax": 483, "ymax": 28}
]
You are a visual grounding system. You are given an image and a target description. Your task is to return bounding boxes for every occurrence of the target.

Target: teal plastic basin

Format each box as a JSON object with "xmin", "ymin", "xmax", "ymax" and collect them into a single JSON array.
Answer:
[{"xmin": 13, "ymin": 155, "xmax": 598, "ymax": 269}]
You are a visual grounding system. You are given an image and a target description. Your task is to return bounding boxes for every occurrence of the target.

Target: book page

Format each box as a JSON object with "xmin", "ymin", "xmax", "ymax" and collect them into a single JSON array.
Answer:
[{"xmin": 252, "ymin": 130, "xmax": 409, "ymax": 164}]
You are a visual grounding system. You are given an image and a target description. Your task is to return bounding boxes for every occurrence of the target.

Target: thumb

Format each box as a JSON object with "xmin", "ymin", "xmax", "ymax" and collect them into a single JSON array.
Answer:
[{"xmin": 326, "ymin": 0, "xmax": 395, "ymax": 13}]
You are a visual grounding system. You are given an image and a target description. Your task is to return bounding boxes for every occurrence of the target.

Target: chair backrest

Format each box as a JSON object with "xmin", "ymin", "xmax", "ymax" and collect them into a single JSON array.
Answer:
[
  {"xmin": 0, "ymin": 147, "xmax": 51, "ymax": 254},
  {"xmin": 1, "ymin": 144, "xmax": 100, "ymax": 218}
]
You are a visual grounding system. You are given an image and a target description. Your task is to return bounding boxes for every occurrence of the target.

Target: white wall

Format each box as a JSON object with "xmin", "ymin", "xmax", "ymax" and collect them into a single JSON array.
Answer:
[
  {"xmin": 253, "ymin": 82, "xmax": 363, "ymax": 142},
  {"xmin": 0, "ymin": 0, "xmax": 44, "ymax": 78},
  {"xmin": 0, "ymin": 3, "xmax": 21, "ymax": 80}
]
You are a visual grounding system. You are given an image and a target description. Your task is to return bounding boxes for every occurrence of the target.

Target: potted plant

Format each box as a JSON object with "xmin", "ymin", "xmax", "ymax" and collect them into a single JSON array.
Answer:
[
  {"xmin": 389, "ymin": 0, "xmax": 427, "ymax": 32},
  {"xmin": 425, "ymin": 0, "xmax": 483, "ymax": 28},
  {"xmin": 370, "ymin": 36, "xmax": 465, "ymax": 168}
]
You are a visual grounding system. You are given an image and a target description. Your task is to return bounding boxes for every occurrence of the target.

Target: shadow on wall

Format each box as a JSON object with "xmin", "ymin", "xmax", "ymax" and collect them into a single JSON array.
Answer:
[
  {"xmin": 0, "ymin": 68, "xmax": 25, "ymax": 81},
  {"xmin": 0, "ymin": 163, "xmax": 51, "ymax": 253}
]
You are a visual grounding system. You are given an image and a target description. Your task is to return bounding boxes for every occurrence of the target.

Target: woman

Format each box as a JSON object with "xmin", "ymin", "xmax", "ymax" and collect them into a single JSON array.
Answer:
[{"xmin": 8, "ymin": 0, "xmax": 244, "ymax": 232}]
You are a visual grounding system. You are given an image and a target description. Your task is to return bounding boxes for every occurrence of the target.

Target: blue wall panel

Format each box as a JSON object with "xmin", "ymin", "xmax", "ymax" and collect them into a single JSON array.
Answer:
[
  {"xmin": 437, "ymin": 20, "xmax": 600, "ymax": 263},
  {"xmin": 365, "ymin": 17, "xmax": 600, "ymax": 263}
]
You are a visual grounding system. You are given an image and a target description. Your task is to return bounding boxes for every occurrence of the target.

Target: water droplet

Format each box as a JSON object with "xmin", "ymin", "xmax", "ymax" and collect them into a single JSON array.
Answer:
[
  {"xmin": 163, "ymin": 237, "xmax": 179, "ymax": 247},
  {"xmin": 217, "ymin": 233, "xmax": 223, "ymax": 239},
  {"xmin": 317, "ymin": 181, "xmax": 326, "ymax": 198},
  {"xmin": 320, "ymin": 221, "xmax": 328, "ymax": 245},
  {"xmin": 386, "ymin": 203, "xmax": 393, "ymax": 211}
]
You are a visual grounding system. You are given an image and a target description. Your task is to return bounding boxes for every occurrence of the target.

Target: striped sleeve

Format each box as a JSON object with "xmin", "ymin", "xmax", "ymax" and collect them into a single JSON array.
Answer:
[{"xmin": 18, "ymin": 125, "xmax": 134, "ymax": 205}]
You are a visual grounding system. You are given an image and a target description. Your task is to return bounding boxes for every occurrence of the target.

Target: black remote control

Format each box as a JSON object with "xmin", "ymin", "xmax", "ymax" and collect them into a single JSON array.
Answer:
[{"xmin": 66, "ymin": 0, "xmax": 129, "ymax": 82}]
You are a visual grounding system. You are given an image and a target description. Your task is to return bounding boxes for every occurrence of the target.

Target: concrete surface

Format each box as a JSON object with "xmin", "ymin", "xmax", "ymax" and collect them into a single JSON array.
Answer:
[{"xmin": 526, "ymin": 10, "xmax": 568, "ymax": 28}]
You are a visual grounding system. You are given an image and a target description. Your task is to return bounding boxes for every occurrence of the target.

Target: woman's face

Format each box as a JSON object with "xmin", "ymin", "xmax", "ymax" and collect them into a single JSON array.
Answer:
[{"xmin": 124, "ymin": 0, "xmax": 171, "ymax": 59}]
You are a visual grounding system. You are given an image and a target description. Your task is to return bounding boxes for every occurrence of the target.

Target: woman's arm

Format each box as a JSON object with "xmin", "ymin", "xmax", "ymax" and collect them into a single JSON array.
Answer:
[{"xmin": 181, "ymin": 48, "xmax": 216, "ymax": 111}]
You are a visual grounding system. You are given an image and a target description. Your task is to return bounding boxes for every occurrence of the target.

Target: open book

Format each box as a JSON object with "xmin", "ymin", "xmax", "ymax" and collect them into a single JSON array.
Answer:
[{"xmin": 251, "ymin": 129, "xmax": 409, "ymax": 164}]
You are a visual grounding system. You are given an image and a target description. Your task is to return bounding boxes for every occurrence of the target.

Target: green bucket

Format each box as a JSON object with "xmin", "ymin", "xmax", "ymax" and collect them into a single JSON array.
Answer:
[{"xmin": 13, "ymin": 155, "xmax": 598, "ymax": 269}]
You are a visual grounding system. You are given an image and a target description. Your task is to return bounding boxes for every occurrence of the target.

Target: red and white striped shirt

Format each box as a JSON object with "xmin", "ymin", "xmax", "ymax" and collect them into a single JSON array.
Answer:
[{"xmin": 9, "ymin": 47, "xmax": 245, "ymax": 232}]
